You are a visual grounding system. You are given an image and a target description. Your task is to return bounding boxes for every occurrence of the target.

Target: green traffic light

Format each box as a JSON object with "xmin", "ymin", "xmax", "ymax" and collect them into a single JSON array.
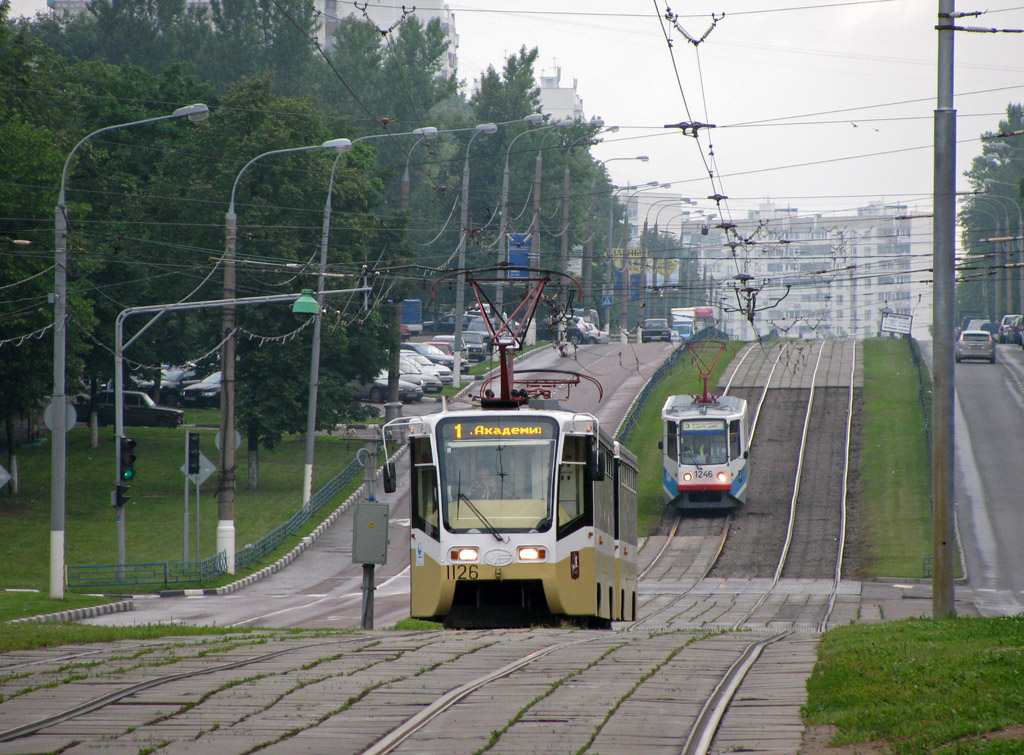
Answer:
[{"xmin": 122, "ymin": 468, "xmax": 136, "ymax": 481}]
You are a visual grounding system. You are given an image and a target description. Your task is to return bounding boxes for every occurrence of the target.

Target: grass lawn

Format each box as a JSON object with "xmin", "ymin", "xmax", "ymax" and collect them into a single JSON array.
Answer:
[
  {"xmin": 858, "ymin": 338, "xmax": 935, "ymax": 578},
  {"xmin": 0, "ymin": 415, "xmax": 362, "ymax": 596},
  {"xmin": 804, "ymin": 616, "xmax": 1024, "ymax": 754},
  {"xmin": 623, "ymin": 341, "xmax": 744, "ymax": 536}
]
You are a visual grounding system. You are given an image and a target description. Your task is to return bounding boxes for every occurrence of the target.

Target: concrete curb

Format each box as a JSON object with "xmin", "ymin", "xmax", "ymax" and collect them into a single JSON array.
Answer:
[{"xmin": 8, "ymin": 599, "xmax": 134, "ymax": 625}]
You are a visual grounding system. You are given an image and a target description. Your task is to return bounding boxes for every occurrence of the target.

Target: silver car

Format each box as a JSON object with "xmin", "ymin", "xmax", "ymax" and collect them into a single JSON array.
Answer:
[
  {"xmin": 955, "ymin": 329, "xmax": 996, "ymax": 363},
  {"xmin": 402, "ymin": 351, "xmax": 453, "ymax": 385},
  {"xmin": 400, "ymin": 357, "xmax": 444, "ymax": 393}
]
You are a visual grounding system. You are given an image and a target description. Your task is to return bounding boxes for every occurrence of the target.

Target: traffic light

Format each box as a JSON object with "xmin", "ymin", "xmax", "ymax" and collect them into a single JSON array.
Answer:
[
  {"xmin": 114, "ymin": 483, "xmax": 130, "ymax": 508},
  {"xmin": 119, "ymin": 436, "xmax": 137, "ymax": 482},
  {"xmin": 187, "ymin": 432, "xmax": 200, "ymax": 474}
]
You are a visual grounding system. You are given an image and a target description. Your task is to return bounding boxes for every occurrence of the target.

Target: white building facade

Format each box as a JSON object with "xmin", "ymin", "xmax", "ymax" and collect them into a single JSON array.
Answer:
[{"xmin": 687, "ymin": 202, "xmax": 929, "ymax": 340}]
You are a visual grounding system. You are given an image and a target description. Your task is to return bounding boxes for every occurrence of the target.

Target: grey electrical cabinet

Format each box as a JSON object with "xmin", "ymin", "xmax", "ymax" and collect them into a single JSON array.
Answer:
[{"xmin": 353, "ymin": 502, "xmax": 390, "ymax": 564}]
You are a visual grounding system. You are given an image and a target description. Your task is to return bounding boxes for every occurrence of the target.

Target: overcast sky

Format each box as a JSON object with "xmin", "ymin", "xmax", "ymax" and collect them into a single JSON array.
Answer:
[{"xmin": 8, "ymin": 0, "xmax": 1024, "ymax": 220}]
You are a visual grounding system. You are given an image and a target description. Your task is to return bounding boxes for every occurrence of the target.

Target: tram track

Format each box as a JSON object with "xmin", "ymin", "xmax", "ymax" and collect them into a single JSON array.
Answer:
[
  {"xmin": 0, "ymin": 340, "xmax": 855, "ymax": 755},
  {"xmin": 628, "ymin": 339, "xmax": 858, "ymax": 753}
]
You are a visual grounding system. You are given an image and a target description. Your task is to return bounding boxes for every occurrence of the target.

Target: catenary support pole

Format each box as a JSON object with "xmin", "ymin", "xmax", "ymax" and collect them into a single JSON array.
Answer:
[{"xmin": 932, "ymin": 0, "xmax": 956, "ymax": 617}]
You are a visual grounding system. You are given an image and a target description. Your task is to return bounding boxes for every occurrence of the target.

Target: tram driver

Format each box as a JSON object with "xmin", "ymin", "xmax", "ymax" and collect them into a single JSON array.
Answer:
[{"xmin": 465, "ymin": 466, "xmax": 498, "ymax": 499}]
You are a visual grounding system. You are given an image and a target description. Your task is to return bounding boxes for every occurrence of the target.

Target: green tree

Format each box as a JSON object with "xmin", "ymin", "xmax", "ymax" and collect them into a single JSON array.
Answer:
[{"xmin": 959, "ymin": 104, "xmax": 1024, "ymax": 321}]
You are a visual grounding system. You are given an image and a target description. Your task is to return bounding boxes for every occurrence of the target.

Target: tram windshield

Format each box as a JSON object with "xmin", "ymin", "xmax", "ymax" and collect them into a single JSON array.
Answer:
[
  {"xmin": 679, "ymin": 418, "xmax": 728, "ymax": 466},
  {"xmin": 436, "ymin": 416, "xmax": 558, "ymax": 533}
]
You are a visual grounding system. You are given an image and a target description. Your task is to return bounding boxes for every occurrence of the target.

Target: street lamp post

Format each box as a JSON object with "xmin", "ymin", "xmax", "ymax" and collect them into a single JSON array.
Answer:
[
  {"xmin": 616, "ymin": 182, "xmax": 669, "ymax": 331},
  {"xmin": 981, "ymin": 182, "xmax": 1024, "ymax": 313},
  {"xmin": 303, "ymin": 128, "xmax": 439, "ymax": 511},
  {"xmin": 970, "ymin": 203, "xmax": 1002, "ymax": 319},
  {"xmin": 641, "ymin": 197, "xmax": 683, "ymax": 317},
  {"xmin": 495, "ymin": 114, "xmax": 545, "ymax": 316},
  {"xmin": 50, "ymin": 103, "xmax": 209, "ymax": 599},
  {"xmin": 607, "ymin": 182, "xmax": 655, "ymax": 334},
  {"xmin": 558, "ymin": 121, "xmax": 611, "ymax": 284},
  {"xmin": 529, "ymin": 120, "xmax": 575, "ymax": 286},
  {"xmin": 591, "ymin": 157, "xmax": 648, "ymax": 327},
  {"xmin": 452, "ymin": 123, "xmax": 498, "ymax": 387},
  {"xmin": 221, "ymin": 137, "xmax": 349, "ymax": 572},
  {"xmin": 114, "ymin": 287, "xmax": 367, "ymax": 570}
]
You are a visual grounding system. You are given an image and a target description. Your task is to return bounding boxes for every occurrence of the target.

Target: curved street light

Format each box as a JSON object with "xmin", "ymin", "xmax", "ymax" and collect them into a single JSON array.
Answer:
[
  {"xmin": 452, "ymin": 122, "xmax": 499, "ymax": 385},
  {"xmin": 50, "ymin": 103, "xmax": 210, "ymax": 599},
  {"xmin": 219, "ymin": 137, "xmax": 350, "ymax": 572},
  {"xmin": 303, "ymin": 127, "xmax": 440, "ymax": 511}
]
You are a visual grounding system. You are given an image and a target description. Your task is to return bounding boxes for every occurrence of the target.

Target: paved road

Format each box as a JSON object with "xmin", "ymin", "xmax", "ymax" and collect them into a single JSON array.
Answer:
[{"xmin": 948, "ymin": 341, "xmax": 1024, "ymax": 615}]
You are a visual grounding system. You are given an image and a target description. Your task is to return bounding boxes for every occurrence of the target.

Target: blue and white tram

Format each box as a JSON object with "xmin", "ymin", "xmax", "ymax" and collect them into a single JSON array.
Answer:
[
  {"xmin": 385, "ymin": 405, "xmax": 639, "ymax": 627},
  {"xmin": 660, "ymin": 393, "xmax": 749, "ymax": 509}
]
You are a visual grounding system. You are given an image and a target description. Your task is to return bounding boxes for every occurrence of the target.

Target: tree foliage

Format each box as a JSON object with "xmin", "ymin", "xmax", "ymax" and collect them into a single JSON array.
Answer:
[{"xmin": 1, "ymin": 2, "xmax": 650, "ymax": 475}]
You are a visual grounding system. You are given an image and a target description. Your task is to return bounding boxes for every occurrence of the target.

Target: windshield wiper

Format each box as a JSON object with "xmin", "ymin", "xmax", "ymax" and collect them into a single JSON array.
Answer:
[
  {"xmin": 457, "ymin": 493, "xmax": 506, "ymax": 542},
  {"xmin": 682, "ymin": 448, "xmax": 704, "ymax": 471}
]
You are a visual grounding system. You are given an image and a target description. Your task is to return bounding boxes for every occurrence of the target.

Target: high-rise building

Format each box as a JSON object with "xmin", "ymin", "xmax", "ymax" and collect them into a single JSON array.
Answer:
[{"xmin": 538, "ymin": 66, "xmax": 584, "ymax": 121}]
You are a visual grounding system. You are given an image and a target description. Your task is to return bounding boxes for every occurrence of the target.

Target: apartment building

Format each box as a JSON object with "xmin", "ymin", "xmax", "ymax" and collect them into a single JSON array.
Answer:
[{"xmin": 689, "ymin": 202, "xmax": 929, "ymax": 340}]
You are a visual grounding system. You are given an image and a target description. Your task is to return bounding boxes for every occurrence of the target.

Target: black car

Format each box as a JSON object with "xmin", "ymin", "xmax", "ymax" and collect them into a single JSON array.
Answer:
[
  {"xmin": 181, "ymin": 371, "xmax": 222, "ymax": 408},
  {"xmin": 75, "ymin": 390, "xmax": 184, "ymax": 428},
  {"xmin": 641, "ymin": 318, "xmax": 672, "ymax": 343}
]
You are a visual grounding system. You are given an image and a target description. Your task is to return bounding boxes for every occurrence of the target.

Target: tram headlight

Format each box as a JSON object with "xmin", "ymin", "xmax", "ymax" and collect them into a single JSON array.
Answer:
[
  {"xmin": 450, "ymin": 547, "xmax": 478, "ymax": 562},
  {"xmin": 716, "ymin": 471, "xmax": 729, "ymax": 483},
  {"xmin": 682, "ymin": 472, "xmax": 693, "ymax": 482},
  {"xmin": 518, "ymin": 546, "xmax": 546, "ymax": 561}
]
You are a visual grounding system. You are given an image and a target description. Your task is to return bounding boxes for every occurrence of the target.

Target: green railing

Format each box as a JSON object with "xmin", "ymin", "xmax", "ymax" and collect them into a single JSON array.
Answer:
[
  {"xmin": 66, "ymin": 551, "xmax": 227, "ymax": 589},
  {"xmin": 66, "ymin": 452, "xmax": 368, "ymax": 589},
  {"xmin": 615, "ymin": 343, "xmax": 687, "ymax": 441},
  {"xmin": 234, "ymin": 453, "xmax": 366, "ymax": 571}
]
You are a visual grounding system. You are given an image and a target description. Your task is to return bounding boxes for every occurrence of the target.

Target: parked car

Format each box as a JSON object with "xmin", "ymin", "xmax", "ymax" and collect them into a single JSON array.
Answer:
[
  {"xmin": 460, "ymin": 331, "xmax": 491, "ymax": 360},
  {"xmin": 401, "ymin": 341, "xmax": 466, "ymax": 373},
  {"xmin": 640, "ymin": 318, "xmax": 672, "ymax": 343},
  {"xmin": 352, "ymin": 371, "xmax": 423, "ymax": 404},
  {"xmin": 425, "ymin": 340, "xmax": 453, "ymax": 355},
  {"xmin": 402, "ymin": 351, "xmax": 453, "ymax": 385},
  {"xmin": 955, "ymin": 330, "xmax": 996, "ymax": 363},
  {"xmin": 433, "ymin": 333, "xmax": 487, "ymax": 361},
  {"xmin": 400, "ymin": 357, "xmax": 443, "ymax": 393},
  {"xmin": 134, "ymin": 365, "xmax": 199, "ymax": 405},
  {"xmin": 998, "ymin": 314, "xmax": 1023, "ymax": 344},
  {"xmin": 74, "ymin": 390, "xmax": 184, "ymax": 428},
  {"xmin": 422, "ymin": 314, "xmax": 458, "ymax": 336},
  {"xmin": 181, "ymin": 371, "xmax": 222, "ymax": 408}
]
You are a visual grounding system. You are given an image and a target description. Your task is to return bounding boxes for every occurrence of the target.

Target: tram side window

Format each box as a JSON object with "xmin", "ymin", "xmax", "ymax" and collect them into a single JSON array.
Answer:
[
  {"xmin": 558, "ymin": 437, "xmax": 591, "ymax": 534},
  {"xmin": 729, "ymin": 419, "xmax": 741, "ymax": 460},
  {"xmin": 411, "ymin": 438, "xmax": 439, "ymax": 539},
  {"xmin": 666, "ymin": 421, "xmax": 678, "ymax": 462}
]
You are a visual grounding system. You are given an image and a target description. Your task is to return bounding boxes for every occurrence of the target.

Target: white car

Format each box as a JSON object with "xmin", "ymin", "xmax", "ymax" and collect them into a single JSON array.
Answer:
[{"xmin": 402, "ymin": 351, "xmax": 453, "ymax": 385}]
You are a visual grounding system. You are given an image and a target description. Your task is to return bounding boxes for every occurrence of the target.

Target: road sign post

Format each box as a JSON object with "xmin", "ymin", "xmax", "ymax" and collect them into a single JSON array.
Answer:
[{"xmin": 181, "ymin": 444, "xmax": 215, "ymax": 562}]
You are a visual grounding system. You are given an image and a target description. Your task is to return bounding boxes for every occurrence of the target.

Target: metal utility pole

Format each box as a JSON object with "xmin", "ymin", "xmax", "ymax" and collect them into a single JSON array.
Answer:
[
  {"xmin": 561, "ymin": 160, "xmax": 571, "ymax": 281},
  {"xmin": 932, "ymin": 0, "xmax": 956, "ymax": 617}
]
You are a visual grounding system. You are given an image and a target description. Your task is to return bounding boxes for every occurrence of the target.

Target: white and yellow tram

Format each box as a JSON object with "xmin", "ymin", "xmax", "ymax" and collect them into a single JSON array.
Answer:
[
  {"xmin": 386, "ymin": 406, "xmax": 638, "ymax": 627},
  {"xmin": 661, "ymin": 393, "xmax": 749, "ymax": 510}
]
